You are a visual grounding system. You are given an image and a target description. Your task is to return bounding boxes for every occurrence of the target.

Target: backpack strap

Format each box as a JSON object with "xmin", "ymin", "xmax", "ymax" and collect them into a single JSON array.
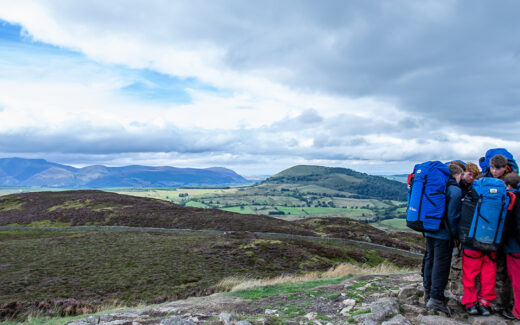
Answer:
[
  {"xmin": 463, "ymin": 250, "xmax": 484, "ymax": 259},
  {"xmin": 508, "ymin": 253, "xmax": 520, "ymax": 259},
  {"xmin": 508, "ymin": 191, "xmax": 517, "ymax": 211}
]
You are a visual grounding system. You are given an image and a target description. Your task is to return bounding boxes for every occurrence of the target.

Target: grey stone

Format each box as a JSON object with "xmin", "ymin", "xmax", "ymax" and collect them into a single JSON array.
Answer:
[
  {"xmin": 416, "ymin": 315, "xmax": 467, "ymax": 325},
  {"xmin": 67, "ymin": 322, "xmax": 91, "ymax": 325},
  {"xmin": 304, "ymin": 312, "xmax": 317, "ymax": 320},
  {"xmin": 353, "ymin": 297, "xmax": 400, "ymax": 324},
  {"xmin": 112, "ymin": 310, "xmax": 146, "ymax": 319},
  {"xmin": 161, "ymin": 316, "xmax": 195, "ymax": 325},
  {"xmin": 471, "ymin": 315, "xmax": 508, "ymax": 325},
  {"xmin": 264, "ymin": 309, "xmax": 278, "ymax": 315},
  {"xmin": 149, "ymin": 307, "xmax": 184, "ymax": 315},
  {"xmin": 219, "ymin": 312, "xmax": 235, "ymax": 324},
  {"xmin": 401, "ymin": 303, "xmax": 427, "ymax": 315},
  {"xmin": 236, "ymin": 321, "xmax": 252, "ymax": 325},
  {"xmin": 101, "ymin": 321, "xmax": 131, "ymax": 325},
  {"xmin": 398, "ymin": 284, "xmax": 419, "ymax": 301},
  {"xmin": 382, "ymin": 314, "xmax": 411, "ymax": 325}
]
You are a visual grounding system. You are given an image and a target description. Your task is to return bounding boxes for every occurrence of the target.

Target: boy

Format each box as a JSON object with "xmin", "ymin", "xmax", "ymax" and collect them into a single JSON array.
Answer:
[
  {"xmin": 424, "ymin": 163, "xmax": 463, "ymax": 314},
  {"xmin": 461, "ymin": 155, "xmax": 510, "ymax": 315},
  {"xmin": 500, "ymin": 173, "xmax": 520, "ymax": 320}
]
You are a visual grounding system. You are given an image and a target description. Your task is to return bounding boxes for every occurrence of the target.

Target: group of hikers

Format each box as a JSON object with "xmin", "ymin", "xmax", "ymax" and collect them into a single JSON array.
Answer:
[{"xmin": 406, "ymin": 148, "xmax": 520, "ymax": 319}]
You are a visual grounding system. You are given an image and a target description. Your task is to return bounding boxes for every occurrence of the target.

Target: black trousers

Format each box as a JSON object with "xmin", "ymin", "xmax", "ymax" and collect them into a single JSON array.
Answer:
[{"xmin": 423, "ymin": 237, "xmax": 454, "ymax": 300}]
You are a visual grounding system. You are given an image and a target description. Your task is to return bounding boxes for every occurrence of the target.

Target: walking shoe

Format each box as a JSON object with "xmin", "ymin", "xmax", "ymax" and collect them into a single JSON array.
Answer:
[
  {"xmin": 466, "ymin": 304, "xmax": 479, "ymax": 315},
  {"xmin": 502, "ymin": 309, "xmax": 518, "ymax": 320},
  {"xmin": 424, "ymin": 289, "xmax": 430, "ymax": 303},
  {"xmin": 426, "ymin": 298, "xmax": 452, "ymax": 316},
  {"xmin": 477, "ymin": 304, "xmax": 491, "ymax": 316}
]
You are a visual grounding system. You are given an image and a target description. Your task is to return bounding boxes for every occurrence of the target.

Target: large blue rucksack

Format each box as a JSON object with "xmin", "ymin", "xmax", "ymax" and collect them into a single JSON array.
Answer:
[
  {"xmin": 407, "ymin": 161, "xmax": 451, "ymax": 233},
  {"xmin": 480, "ymin": 148, "xmax": 518, "ymax": 175},
  {"xmin": 458, "ymin": 177, "xmax": 509, "ymax": 252}
]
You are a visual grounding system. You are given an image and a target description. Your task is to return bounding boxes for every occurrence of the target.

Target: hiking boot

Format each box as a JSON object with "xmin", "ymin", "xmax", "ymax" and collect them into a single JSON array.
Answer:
[
  {"xmin": 424, "ymin": 289, "xmax": 430, "ymax": 303},
  {"xmin": 426, "ymin": 298, "xmax": 452, "ymax": 316},
  {"xmin": 477, "ymin": 304, "xmax": 491, "ymax": 316},
  {"xmin": 466, "ymin": 304, "xmax": 479, "ymax": 315},
  {"xmin": 502, "ymin": 309, "xmax": 518, "ymax": 320}
]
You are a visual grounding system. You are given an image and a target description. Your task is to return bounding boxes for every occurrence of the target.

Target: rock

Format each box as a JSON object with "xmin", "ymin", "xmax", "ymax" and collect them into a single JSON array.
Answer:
[
  {"xmin": 161, "ymin": 316, "xmax": 195, "ymax": 325},
  {"xmin": 398, "ymin": 284, "xmax": 419, "ymax": 301},
  {"xmin": 112, "ymin": 310, "xmax": 146, "ymax": 319},
  {"xmin": 342, "ymin": 298, "xmax": 356, "ymax": 308},
  {"xmin": 382, "ymin": 314, "xmax": 411, "ymax": 325},
  {"xmin": 150, "ymin": 307, "xmax": 184, "ymax": 315},
  {"xmin": 340, "ymin": 307, "xmax": 351, "ymax": 316},
  {"xmin": 236, "ymin": 321, "xmax": 252, "ymax": 325},
  {"xmin": 401, "ymin": 303, "xmax": 427, "ymax": 315},
  {"xmin": 471, "ymin": 316, "xmax": 508, "ymax": 325},
  {"xmin": 219, "ymin": 312, "xmax": 235, "ymax": 324},
  {"xmin": 402, "ymin": 274, "xmax": 423, "ymax": 282},
  {"xmin": 67, "ymin": 322, "xmax": 91, "ymax": 325},
  {"xmin": 264, "ymin": 309, "xmax": 278, "ymax": 315},
  {"xmin": 101, "ymin": 321, "xmax": 131, "ymax": 325},
  {"xmin": 304, "ymin": 312, "xmax": 317, "ymax": 320},
  {"xmin": 353, "ymin": 297, "xmax": 400, "ymax": 324},
  {"xmin": 416, "ymin": 315, "xmax": 467, "ymax": 325}
]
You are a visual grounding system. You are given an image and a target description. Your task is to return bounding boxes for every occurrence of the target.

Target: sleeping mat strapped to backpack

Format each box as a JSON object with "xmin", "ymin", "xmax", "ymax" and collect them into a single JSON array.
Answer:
[
  {"xmin": 406, "ymin": 161, "xmax": 451, "ymax": 233},
  {"xmin": 458, "ymin": 177, "xmax": 509, "ymax": 252}
]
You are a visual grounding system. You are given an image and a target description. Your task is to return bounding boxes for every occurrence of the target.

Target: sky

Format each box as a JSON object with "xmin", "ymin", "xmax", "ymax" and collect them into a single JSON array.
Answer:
[{"xmin": 0, "ymin": 1, "xmax": 520, "ymax": 176}]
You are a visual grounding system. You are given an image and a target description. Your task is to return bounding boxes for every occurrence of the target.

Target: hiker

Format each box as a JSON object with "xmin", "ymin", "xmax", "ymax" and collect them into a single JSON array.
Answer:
[
  {"xmin": 448, "ymin": 162, "xmax": 480, "ymax": 299},
  {"xmin": 460, "ymin": 162, "xmax": 479, "ymax": 198},
  {"xmin": 423, "ymin": 163, "xmax": 463, "ymax": 314},
  {"xmin": 497, "ymin": 173, "xmax": 520, "ymax": 320},
  {"xmin": 460, "ymin": 154, "xmax": 512, "ymax": 316}
]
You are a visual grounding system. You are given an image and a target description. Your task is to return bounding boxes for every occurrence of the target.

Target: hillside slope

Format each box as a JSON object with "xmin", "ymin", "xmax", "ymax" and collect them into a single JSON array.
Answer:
[
  {"xmin": 264, "ymin": 165, "xmax": 407, "ymax": 201},
  {"xmin": 0, "ymin": 190, "xmax": 422, "ymax": 251}
]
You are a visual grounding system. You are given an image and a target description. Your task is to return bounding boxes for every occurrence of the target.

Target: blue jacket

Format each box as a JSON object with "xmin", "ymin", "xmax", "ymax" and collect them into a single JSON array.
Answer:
[
  {"xmin": 504, "ymin": 190, "xmax": 520, "ymax": 253},
  {"xmin": 426, "ymin": 178, "xmax": 461, "ymax": 240}
]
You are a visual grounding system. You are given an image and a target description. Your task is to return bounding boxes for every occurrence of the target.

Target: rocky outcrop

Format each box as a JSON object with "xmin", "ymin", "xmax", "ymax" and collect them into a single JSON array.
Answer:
[{"xmin": 65, "ymin": 272, "xmax": 520, "ymax": 324}]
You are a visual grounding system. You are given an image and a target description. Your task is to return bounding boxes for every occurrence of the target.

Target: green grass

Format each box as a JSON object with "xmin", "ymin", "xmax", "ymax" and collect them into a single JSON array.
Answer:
[
  {"xmin": 379, "ymin": 218, "xmax": 407, "ymax": 230},
  {"xmin": 229, "ymin": 275, "xmax": 354, "ymax": 299},
  {"xmin": 185, "ymin": 201, "xmax": 211, "ymax": 208},
  {"xmin": 221, "ymin": 206, "xmax": 257, "ymax": 214}
]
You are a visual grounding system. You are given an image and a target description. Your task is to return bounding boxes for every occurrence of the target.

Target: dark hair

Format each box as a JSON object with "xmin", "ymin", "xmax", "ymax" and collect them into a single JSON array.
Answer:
[
  {"xmin": 448, "ymin": 163, "xmax": 464, "ymax": 177},
  {"xmin": 504, "ymin": 173, "xmax": 520, "ymax": 188},
  {"xmin": 490, "ymin": 154, "xmax": 508, "ymax": 169},
  {"xmin": 450, "ymin": 160, "xmax": 466, "ymax": 172}
]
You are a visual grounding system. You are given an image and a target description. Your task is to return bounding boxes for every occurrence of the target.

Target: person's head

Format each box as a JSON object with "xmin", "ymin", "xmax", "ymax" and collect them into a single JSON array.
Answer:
[
  {"xmin": 448, "ymin": 163, "xmax": 464, "ymax": 183},
  {"xmin": 504, "ymin": 173, "xmax": 520, "ymax": 190},
  {"xmin": 463, "ymin": 162, "xmax": 480, "ymax": 185},
  {"xmin": 490, "ymin": 154, "xmax": 508, "ymax": 178},
  {"xmin": 450, "ymin": 160, "xmax": 466, "ymax": 172}
]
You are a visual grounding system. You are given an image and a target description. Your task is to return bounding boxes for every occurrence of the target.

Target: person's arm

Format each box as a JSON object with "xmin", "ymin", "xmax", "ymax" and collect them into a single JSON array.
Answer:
[{"xmin": 446, "ymin": 185, "xmax": 462, "ymax": 239}]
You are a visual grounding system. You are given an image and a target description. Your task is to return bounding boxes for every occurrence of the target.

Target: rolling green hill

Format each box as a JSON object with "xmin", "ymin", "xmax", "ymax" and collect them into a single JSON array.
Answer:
[{"xmin": 264, "ymin": 165, "xmax": 407, "ymax": 201}]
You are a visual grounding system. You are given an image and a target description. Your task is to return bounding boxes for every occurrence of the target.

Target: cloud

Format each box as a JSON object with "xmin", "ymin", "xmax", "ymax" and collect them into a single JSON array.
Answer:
[{"xmin": 1, "ymin": 2, "xmax": 520, "ymax": 174}]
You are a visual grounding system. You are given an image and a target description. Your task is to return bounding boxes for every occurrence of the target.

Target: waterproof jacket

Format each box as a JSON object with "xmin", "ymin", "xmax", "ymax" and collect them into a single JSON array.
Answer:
[
  {"xmin": 426, "ymin": 178, "xmax": 461, "ymax": 240},
  {"xmin": 504, "ymin": 190, "xmax": 520, "ymax": 253}
]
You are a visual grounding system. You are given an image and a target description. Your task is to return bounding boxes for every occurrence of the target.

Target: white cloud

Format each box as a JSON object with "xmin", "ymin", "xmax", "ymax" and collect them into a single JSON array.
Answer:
[{"xmin": 1, "ymin": 1, "xmax": 520, "ymax": 174}]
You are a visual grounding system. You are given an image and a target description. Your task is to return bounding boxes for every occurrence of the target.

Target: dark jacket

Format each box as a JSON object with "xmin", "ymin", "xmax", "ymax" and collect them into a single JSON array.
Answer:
[
  {"xmin": 426, "ymin": 178, "xmax": 461, "ymax": 240},
  {"xmin": 504, "ymin": 190, "xmax": 520, "ymax": 253}
]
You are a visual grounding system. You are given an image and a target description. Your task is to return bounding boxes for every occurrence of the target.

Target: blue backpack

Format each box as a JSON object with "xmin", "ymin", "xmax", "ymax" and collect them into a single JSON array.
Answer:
[
  {"xmin": 407, "ymin": 161, "xmax": 451, "ymax": 233},
  {"xmin": 480, "ymin": 148, "xmax": 518, "ymax": 175},
  {"xmin": 458, "ymin": 177, "xmax": 509, "ymax": 252}
]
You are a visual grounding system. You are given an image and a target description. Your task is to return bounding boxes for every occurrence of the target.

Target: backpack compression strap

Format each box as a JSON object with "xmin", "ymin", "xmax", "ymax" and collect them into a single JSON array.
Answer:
[{"xmin": 507, "ymin": 192, "xmax": 517, "ymax": 211}]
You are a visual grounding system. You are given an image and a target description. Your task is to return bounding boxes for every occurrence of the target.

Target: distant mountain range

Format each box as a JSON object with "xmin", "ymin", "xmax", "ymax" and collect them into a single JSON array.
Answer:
[{"xmin": 0, "ymin": 158, "xmax": 250, "ymax": 187}]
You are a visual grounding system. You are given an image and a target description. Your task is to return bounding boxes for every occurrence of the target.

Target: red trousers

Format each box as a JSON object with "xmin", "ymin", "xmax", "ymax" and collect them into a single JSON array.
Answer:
[
  {"xmin": 461, "ymin": 249, "xmax": 497, "ymax": 307},
  {"xmin": 507, "ymin": 253, "xmax": 520, "ymax": 318}
]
